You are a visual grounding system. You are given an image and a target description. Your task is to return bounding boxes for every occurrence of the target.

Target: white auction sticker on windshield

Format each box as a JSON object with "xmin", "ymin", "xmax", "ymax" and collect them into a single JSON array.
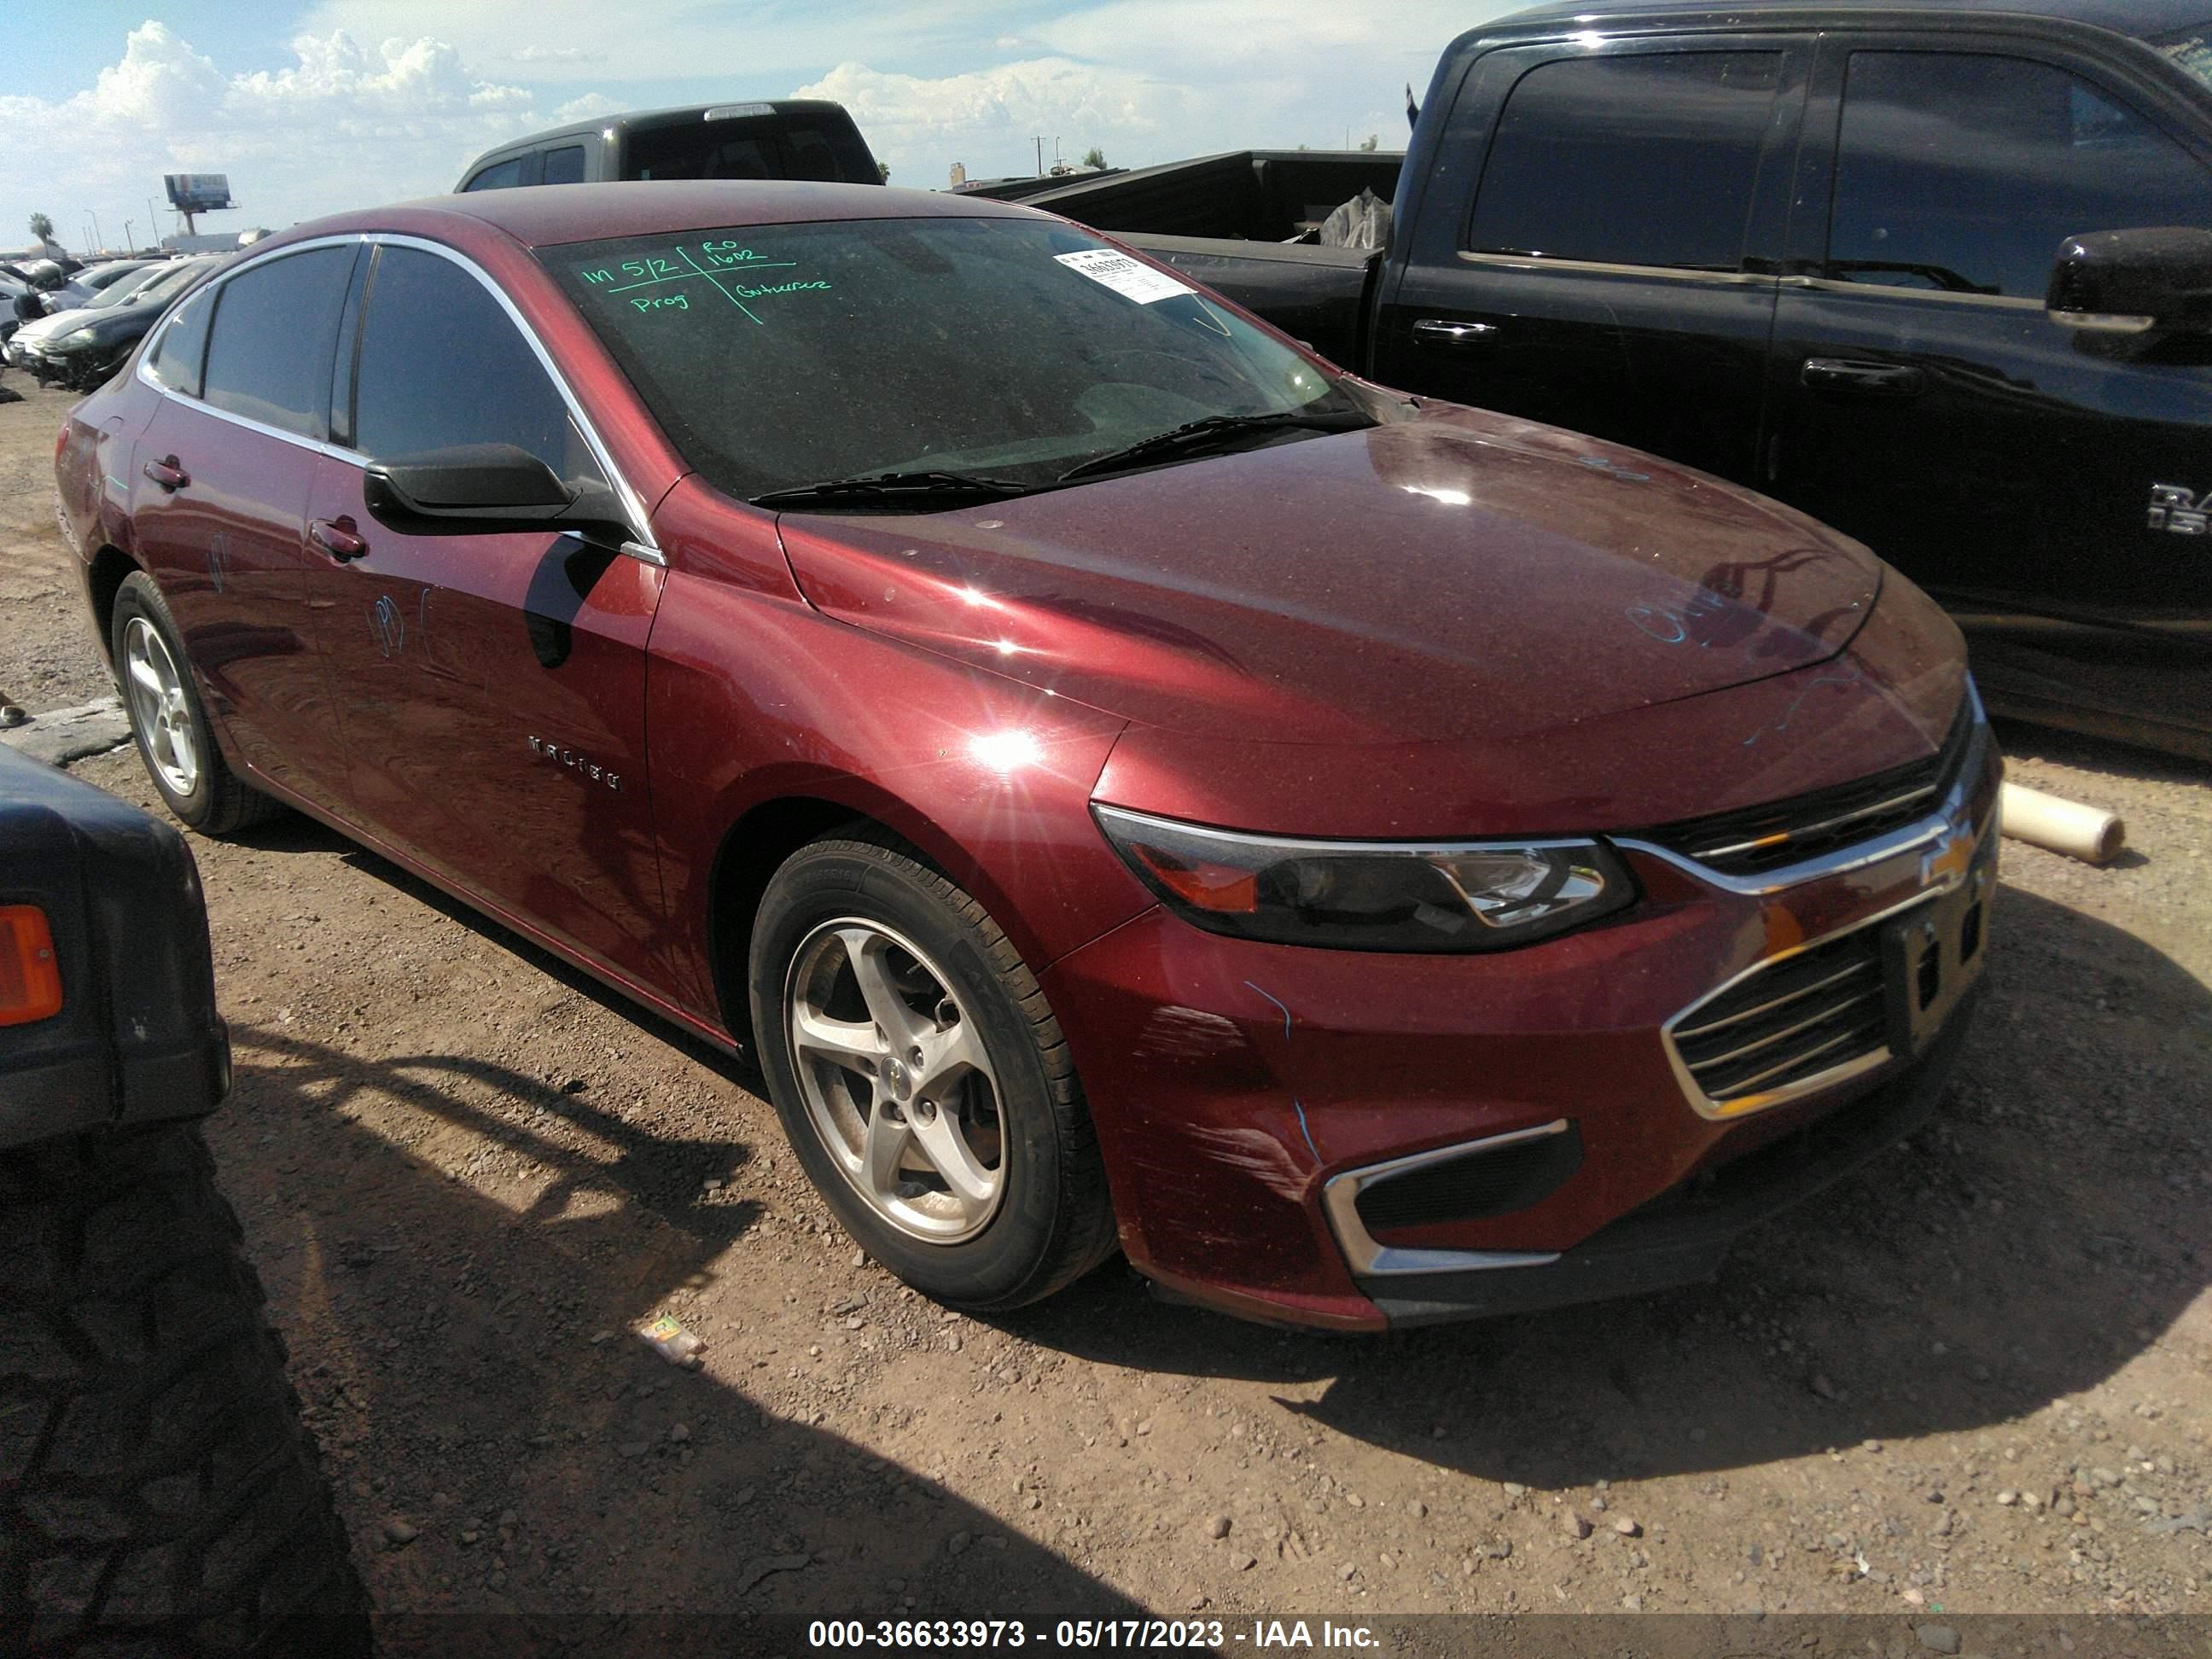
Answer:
[{"xmin": 1053, "ymin": 248, "xmax": 1192, "ymax": 304}]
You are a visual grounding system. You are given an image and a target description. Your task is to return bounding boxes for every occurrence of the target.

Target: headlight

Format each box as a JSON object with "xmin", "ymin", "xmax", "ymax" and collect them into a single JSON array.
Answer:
[
  {"xmin": 1093, "ymin": 805, "xmax": 1637, "ymax": 952},
  {"xmin": 47, "ymin": 325, "xmax": 100, "ymax": 353}
]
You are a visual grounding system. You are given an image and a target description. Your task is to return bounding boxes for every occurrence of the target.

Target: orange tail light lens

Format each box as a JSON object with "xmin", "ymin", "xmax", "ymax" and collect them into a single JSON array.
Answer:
[{"xmin": 0, "ymin": 905, "xmax": 64, "ymax": 1026}]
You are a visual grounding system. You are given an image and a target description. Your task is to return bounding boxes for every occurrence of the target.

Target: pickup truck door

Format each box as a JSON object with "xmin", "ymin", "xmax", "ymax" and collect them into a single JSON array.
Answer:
[
  {"xmin": 1763, "ymin": 32, "xmax": 2212, "ymax": 752},
  {"xmin": 1371, "ymin": 35, "xmax": 1811, "ymax": 483},
  {"xmin": 297, "ymin": 240, "xmax": 672, "ymax": 987}
]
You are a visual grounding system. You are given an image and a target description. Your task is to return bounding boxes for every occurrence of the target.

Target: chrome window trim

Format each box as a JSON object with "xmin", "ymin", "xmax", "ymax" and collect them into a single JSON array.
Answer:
[
  {"xmin": 133, "ymin": 230, "xmax": 665, "ymax": 567},
  {"xmin": 1457, "ymin": 250, "xmax": 1776, "ymax": 286},
  {"xmin": 1323, "ymin": 1119, "xmax": 1570, "ymax": 1278}
]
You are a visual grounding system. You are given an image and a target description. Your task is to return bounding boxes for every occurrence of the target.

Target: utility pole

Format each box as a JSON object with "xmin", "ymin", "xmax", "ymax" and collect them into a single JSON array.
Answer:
[
  {"xmin": 124, "ymin": 218, "xmax": 134, "ymax": 253},
  {"xmin": 90, "ymin": 209, "xmax": 104, "ymax": 251},
  {"xmin": 1033, "ymin": 136, "xmax": 1044, "ymax": 177},
  {"xmin": 147, "ymin": 197, "xmax": 162, "ymax": 247}
]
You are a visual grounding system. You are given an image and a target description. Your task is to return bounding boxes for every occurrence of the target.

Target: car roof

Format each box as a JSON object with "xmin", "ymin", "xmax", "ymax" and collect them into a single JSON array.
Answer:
[
  {"xmin": 257, "ymin": 181, "xmax": 1037, "ymax": 254},
  {"xmin": 1494, "ymin": 0, "xmax": 2209, "ymax": 38}
]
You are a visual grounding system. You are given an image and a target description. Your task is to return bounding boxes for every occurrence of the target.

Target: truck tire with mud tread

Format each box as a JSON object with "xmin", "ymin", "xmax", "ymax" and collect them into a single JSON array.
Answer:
[{"xmin": 0, "ymin": 1120, "xmax": 370, "ymax": 1654}]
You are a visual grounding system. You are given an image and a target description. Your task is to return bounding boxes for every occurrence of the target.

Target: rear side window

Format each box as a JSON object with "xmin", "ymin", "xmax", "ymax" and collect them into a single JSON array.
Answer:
[
  {"xmin": 1829, "ymin": 52, "xmax": 2212, "ymax": 298},
  {"xmin": 1469, "ymin": 51, "xmax": 1784, "ymax": 271},
  {"xmin": 350, "ymin": 246, "xmax": 587, "ymax": 476},
  {"xmin": 147, "ymin": 287, "xmax": 214, "ymax": 397},
  {"xmin": 464, "ymin": 157, "xmax": 527, "ymax": 191},
  {"xmin": 201, "ymin": 247, "xmax": 353, "ymax": 439},
  {"xmin": 541, "ymin": 145, "xmax": 586, "ymax": 185}
]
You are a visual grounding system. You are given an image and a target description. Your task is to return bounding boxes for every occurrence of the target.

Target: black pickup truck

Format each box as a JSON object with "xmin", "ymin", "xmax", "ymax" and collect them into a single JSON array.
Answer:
[
  {"xmin": 456, "ymin": 98, "xmax": 881, "ymax": 191},
  {"xmin": 0, "ymin": 743, "xmax": 367, "ymax": 1648},
  {"xmin": 1030, "ymin": 0, "xmax": 2212, "ymax": 762}
]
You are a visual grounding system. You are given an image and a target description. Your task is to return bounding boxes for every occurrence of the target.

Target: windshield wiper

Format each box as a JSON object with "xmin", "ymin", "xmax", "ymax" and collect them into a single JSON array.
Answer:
[
  {"xmin": 1057, "ymin": 410, "xmax": 1374, "ymax": 483},
  {"xmin": 750, "ymin": 470, "xmax": 1039, "ymax": 509}
]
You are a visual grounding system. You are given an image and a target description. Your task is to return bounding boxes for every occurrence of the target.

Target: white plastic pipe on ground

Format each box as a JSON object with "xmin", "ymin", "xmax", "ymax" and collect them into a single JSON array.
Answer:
[{"xmin": 1999, "ymin": 781, "xmax": 2126, "ymax": 865}]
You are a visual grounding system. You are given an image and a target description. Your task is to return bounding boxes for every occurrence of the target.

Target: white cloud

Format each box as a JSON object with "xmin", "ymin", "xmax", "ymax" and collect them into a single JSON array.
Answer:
[
  {"xmin": 796, "ymin": 56, "xmax": 1190, "ymax": 182},
  {"xmin": 0, "ymin": 20, "xmax": 602, "ymax": 246}
]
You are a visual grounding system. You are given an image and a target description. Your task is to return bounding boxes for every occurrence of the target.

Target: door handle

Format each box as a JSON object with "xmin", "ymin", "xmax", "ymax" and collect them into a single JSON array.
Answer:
[
  {"xmin": 1801, "ymin": 358, "xmax": 1926, "ymax": 399},
  {"xmin": 141, "ymin": 457, "xmax": 189, "ymax": 492},
  {"xmin": 1412, "ymin": 318, "xmax": 1499, "ymax": 347},
  {"xmin": 308, "ymin": 517, "xmax": 370, "ymax": 563}
]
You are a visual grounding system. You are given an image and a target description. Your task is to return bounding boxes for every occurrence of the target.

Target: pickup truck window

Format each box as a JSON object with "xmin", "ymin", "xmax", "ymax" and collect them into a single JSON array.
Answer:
[
  {"xmin": 1830, "ymin": 52, "xmax": 2212, "ymax": 300},
  {"xmin": 628, "ymin": 120, "xmax": 856, "ymax": 183},
  {"xmin": 463, "ymin": 157, "xmax": 527, "ymax": 192},
  {"xmin": 542, "ymin": 145, "xmax": 586, "ymax": 185},
  {"xmin": 546, "ymin": 218, "xmax": 1353, "ymax": 501},
  {"xmin": 1468, "ymin": 52, "xmax": 1782, "ymax": 271}
]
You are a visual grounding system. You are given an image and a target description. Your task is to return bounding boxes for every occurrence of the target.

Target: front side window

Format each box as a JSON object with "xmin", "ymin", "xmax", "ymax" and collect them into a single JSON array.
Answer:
[
  {"xmin": 350, "ymin": 245, "xmax": 590, "ymax": 477},
  {"xmin": 1830, "ymin": 51, "xmax": 2212, "ymax": 297},
  {"xmin": 201, "ymin": 247, "xmax": 353, "ymax": 438},
  {"xmin": 1468, "ymin": 52, "xmax": 1784, "ymax": 271},
  {"xmin": 544, "ymin": 216, "xmax": 1354, "ymax": 500}
]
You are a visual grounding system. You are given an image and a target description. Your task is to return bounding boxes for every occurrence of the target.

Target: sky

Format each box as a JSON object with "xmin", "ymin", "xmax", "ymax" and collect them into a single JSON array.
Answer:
[{"xmin": 0, "ymin": 2, "xmax": 1517, "ymax": 254}]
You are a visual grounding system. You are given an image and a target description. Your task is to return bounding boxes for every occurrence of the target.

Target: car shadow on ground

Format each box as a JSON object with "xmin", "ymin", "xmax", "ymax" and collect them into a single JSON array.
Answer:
[
  {"xmin": 212, "ymin": 1027, "xmax": 1140, "ymax": 1650},
  {"xmin": 998, "ymin": 884, "xmax": 2211, "ymax": 1488}
]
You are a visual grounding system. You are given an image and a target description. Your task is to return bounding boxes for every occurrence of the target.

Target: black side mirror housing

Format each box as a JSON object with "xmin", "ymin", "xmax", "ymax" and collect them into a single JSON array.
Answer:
[
  {"xmin": 2047, "ymin": 227, "xmax": 2212, "ymax": 335},
  {"xmin": 361, "ymin": 443, "xmax": 629, "ymax": 541}
]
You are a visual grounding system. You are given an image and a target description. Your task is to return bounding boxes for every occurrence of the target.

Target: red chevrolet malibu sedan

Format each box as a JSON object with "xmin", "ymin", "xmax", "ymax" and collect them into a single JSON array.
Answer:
[{"xmin": 55, "ymin": 182, "xmax": 1998, "ymax": 1330}]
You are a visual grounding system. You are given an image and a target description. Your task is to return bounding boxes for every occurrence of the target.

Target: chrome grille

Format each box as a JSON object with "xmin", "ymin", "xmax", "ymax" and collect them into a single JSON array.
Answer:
[
  {"xmin": 1644, "ymin": 700, "xmax": 1974, "ymax": 876},
  {"xmin": 1670, "ymin": 925, "xmax": 1892, "ymax": 1106}
]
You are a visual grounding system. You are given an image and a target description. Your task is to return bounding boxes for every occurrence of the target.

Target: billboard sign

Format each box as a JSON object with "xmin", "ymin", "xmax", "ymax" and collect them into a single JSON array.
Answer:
[{"xmin": 163, "ymin": 173, "xmax": 234, "ymax": 212}]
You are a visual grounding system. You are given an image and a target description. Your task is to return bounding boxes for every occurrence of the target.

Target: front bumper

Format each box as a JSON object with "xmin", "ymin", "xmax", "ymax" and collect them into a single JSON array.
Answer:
[{"xmin": 1042, "ymin": 712, "xmax": 2000, "ymax": 1332}]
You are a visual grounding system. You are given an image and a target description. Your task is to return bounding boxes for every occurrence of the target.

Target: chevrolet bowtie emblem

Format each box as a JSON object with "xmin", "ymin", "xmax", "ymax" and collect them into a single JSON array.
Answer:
[{"xmin": 1920, "ymin": 827, "xmax": 1976, "ymax": 890}]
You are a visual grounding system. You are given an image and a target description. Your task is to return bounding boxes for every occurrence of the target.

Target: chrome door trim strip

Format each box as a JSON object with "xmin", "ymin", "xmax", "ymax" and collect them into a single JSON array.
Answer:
[
  {"xmin": 1324, "ymin": 1118, "xmax": 1571, "ymax": 1278},
  {"xmin": 134, "ymin": 230, "xmax": 667, "ymax": 568},
  {"xmin": 1776, "ymin": 274, "xmax": 2048, "ymax": 313},
  {"xmin": 1456, "ymin": 250, "xmax": 1777, "ymax": 286}
]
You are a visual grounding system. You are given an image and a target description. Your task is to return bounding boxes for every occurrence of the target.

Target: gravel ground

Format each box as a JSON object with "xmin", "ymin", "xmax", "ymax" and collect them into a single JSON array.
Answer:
[{"xmin": 3, "ymin": 381, "xmax": 2208, "ymax": 1639}]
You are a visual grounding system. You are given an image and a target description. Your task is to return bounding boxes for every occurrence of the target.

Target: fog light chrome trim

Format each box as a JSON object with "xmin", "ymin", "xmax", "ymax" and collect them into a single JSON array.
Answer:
[{"xmin": 1324, "ymin": 1120, "xmax": 1570, "ymax": 1277}]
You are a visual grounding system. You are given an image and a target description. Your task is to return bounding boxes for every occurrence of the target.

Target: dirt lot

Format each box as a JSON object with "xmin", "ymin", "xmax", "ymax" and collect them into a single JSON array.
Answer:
[{"xmin": 3, "ymin": 379, "xmax": 2209, "ymax": 1639}]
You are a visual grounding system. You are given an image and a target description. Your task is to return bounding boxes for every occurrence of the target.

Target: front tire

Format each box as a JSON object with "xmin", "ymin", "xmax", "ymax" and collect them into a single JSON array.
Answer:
[
  {"xmin": 111, "ymin": 572, "xmax": 282, "ymax": 836},
  {"xmin": 749, "ymin": 837, "xmax": 1117, "ymax": 1311}
]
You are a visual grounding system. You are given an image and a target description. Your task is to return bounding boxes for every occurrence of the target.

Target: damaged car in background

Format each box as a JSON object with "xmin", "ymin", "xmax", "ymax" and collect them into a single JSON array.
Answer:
[{"xmin": 56, "ymin": 181, "xmax": 1996, "ymax": 1330}]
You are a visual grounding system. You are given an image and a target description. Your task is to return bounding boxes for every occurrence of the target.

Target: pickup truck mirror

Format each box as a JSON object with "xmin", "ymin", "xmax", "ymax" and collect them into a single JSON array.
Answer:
[
  {"xmin": 362, "ymin": 443, "xmax": 629, "ymax": 541},
  {"xmin": 2046, "ymin": 227, "xmax": 2212, "ymax": 336}
]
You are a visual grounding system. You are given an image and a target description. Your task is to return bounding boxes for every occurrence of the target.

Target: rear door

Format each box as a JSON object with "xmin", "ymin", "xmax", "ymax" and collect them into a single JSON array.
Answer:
[
  {"xmin": 1764, "ymin": 32, "xmax": 2212, "ymax": 747},
  {"xmin": 299, "ymin": 240, "xmax": 670, "ymax": 984},
  {"xmin": 1373, "ymin": 34, "xmax": 1811, "ymax": 482},
  {"xmin": 126, "ymin": 243, "xmax": 359, "ymax": 811}
]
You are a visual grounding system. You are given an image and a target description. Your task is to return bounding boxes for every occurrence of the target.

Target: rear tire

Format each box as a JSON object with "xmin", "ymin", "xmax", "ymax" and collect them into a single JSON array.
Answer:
[
  {"xmin": 749, "ymin": 836, "xmax": 1118, "ymax": 1312},
  {"xmin": 0, "ymin": 1121, "xmax": 370, "ymax": 1653},
  {"xmin": 111, "ymin": 572, "xmax": 282, "ymax": 837}
]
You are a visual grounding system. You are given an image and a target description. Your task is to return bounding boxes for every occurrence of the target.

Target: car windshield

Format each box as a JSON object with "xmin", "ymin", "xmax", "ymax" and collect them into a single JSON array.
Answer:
[
  {"xmin": 84, "ymin": 265, "xmax": 169, "ymax": 310},
  {"xmin": 2151, "ymin": 19, "xmax": 2212, "ymax": 92},
  {"xmin": 544, "ymin": 215, "xmax": 1359, "ymax": 500},
  {"xmin": 125, "ymin": 259, "xmax": 212, "ymax": 308}
]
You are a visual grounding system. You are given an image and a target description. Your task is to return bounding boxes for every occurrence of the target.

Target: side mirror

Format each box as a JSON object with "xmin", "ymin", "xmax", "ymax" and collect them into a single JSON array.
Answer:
[
  {"xmin": 2047, "ymin": 227, "xmax": 2212, "ymax": 336},
  {"xmin": 361, "ymin": 443, "xmax": 628, "ymax": 541}
]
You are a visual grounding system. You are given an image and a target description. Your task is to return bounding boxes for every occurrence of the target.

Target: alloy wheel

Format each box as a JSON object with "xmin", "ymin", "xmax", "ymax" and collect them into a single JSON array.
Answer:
[
  {"xmin": 785, "ymin": 918, "xmax": 1006, "ymax": 1243},
  {"xmin": 123, "ymin": 617, "xmax": 198, "ymax": 797}
]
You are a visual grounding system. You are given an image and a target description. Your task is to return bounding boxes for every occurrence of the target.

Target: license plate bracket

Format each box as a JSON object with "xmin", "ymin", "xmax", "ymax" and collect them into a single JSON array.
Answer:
[{"xmin": 1882, "ymin": 833, "xmax": 1995, "ymax": 1055}]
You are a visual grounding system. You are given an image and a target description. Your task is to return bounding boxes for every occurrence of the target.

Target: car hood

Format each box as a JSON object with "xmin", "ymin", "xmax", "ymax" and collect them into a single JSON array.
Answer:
[
  {"xmin": 15, "ymin": 307, "xmax": 92, "ymax": 345},
  {"xmin": 777, "ymin": 404, "xmax": 1883, "ymax": 745}
]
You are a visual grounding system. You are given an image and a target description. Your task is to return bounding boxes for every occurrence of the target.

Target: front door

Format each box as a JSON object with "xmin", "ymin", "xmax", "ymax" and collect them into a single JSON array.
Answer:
[
  {"xmin": 1764, "ymin": 37, "xmax": 2212, "ymax": 750},
  {"xmin": 299, "ymin": 241, "xmax": 671, "ymax": 986},
  {"xmin": 1373, "ymin": 37, "xmax": 1811, "ymax": 483}
]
